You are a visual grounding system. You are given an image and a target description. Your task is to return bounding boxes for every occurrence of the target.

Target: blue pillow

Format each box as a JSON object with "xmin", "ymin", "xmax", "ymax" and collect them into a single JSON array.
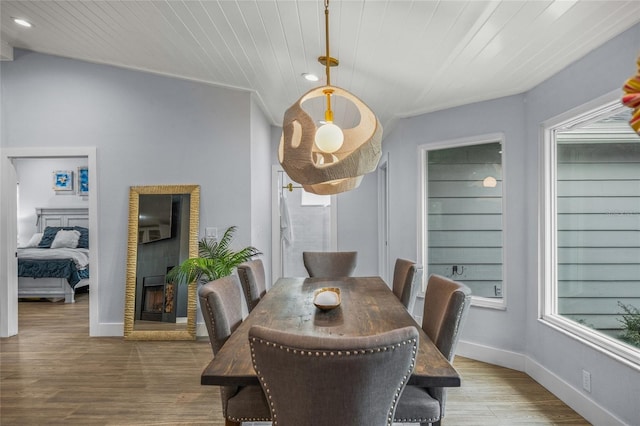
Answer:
[
  {"xmin": 74, "ymin": 226, "xmax": 89, "ymax": 248},
  {"xmin": 38, "ymin": 226, "xmax": 61, "ymax": 248}
]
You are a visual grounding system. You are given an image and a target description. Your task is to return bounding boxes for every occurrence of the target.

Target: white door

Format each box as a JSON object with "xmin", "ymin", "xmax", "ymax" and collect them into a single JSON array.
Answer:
[{"xmin": 271, "ymin": 167, "xmax": 337, "ymax": 281}]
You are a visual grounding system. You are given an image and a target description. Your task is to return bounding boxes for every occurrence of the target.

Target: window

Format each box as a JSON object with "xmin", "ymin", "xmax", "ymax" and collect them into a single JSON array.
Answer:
[
  {"xmin": 542, "ymin": 96, "xmax": 640, "ymax": 364},
  {"xmin": 419, "ymin": 134, "xmax": 505, "ymax": 309}
]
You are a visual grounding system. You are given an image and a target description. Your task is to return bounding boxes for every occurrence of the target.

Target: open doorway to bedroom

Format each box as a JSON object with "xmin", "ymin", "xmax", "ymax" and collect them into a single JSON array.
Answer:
[
  {"xmin": 0, "ymin": 147, "xmax": 98, "ymax": 337},
  {"xmin": 15, "ymin": 157, "xmax": 90, "ymax": 304}
]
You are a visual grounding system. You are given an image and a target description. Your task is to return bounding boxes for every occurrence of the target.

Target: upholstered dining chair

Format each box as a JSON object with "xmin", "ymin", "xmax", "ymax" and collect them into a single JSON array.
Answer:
[
  {"xmin": 392, "ymin": 258, "xmax": 423, "ymax": 314},
  {"xmin": 394, "ymin": 274, "xmax": 472, "ymax": 426},
  {"xmin": 236, "ymin": 259, "xmax": 266, "ymax": 313},
  {"xmin": 198, "ymin": 276, "xmax": 271, "ymax": 426},
  {"xmin": 248, "ymin": 324, "xmax": 419, "ymax": 426},
  {"xmin": 302, "ymin": 251, "xmax": 358, "ymax": 278}
]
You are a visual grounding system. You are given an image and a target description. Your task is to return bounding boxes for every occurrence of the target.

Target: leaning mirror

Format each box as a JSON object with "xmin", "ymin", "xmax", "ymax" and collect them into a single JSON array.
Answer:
[{"xmin": 124, "ymin": 184, "xmax": 200, "ymax": 340}]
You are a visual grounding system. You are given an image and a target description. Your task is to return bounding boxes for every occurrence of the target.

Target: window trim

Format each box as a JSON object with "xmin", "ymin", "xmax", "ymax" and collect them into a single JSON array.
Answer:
[
  {"xmin": 539, "ymin": 89, "xmax": 640, "ymax": 367},
  {"xmin": 418, "ymin": 132, "xmax": 507, "ymax": 310}
]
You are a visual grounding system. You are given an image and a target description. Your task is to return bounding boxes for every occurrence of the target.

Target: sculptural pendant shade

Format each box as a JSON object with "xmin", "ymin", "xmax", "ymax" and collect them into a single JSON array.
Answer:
[{"xmin": 279, "ymin": 0, "xmax": 382, "ymax": 195}]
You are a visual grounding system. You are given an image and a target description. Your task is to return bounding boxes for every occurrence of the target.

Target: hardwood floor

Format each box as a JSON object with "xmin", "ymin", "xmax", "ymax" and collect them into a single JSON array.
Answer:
[{"xmin": 1, "ymin": 293, "xmax": 589, "ymax": 425}]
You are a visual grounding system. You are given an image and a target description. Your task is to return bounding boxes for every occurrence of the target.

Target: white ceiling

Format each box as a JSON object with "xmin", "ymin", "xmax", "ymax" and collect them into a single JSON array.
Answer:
[{"xmin": 2, "ymin": 1, "xmax": 639, "ymax": 136}]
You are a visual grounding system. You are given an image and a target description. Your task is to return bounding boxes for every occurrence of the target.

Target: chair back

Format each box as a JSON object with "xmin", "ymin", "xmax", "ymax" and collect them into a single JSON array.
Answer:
[
  {"xmin": 199, "ymin": 275, "xmax": 272, "ymax": 423},
  {"xmin": 421, "ymin": 274, "xmax": 471, "ymax": 361},
  {"xmin": 302, "ymin": 251, "xmax": 358, "ymax": 278},
  {"xmin": 249, "ymin": 325, "xmax": 419, "ymax": 426},
  {"xmin": 420, "ymin": 274, "xmax": 471, "ymax": 419},
  {"xmin": 392, "ymin": 259, "xmax": 422, "ymax": 313},
  {"xmin": 198, "ymin": 275, "xmax": 244, "ymax": 355},
  {"xmin": 237, "ymin": 259, "xmax": 267, "ymax": 313}
]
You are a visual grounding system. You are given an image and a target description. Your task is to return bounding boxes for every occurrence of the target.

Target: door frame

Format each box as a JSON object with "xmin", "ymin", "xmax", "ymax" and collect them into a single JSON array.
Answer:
[
  {"xmin": 0, "ymin": 147, "xmax": 99, "ymax": 337},
  {"xmin": 377, "ymin": 154, "xmax": 390, "ymax": 284},
  {"xmin": 271, "ymin": 165, "xmax": 337, "ymax": 283}
]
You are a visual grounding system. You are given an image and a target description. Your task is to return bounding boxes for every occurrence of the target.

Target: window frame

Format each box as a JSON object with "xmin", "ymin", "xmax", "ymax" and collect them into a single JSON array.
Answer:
[
  {"xmin": 418, "ymin": 132, "xmax": 507, "ymax": 310},
  {"xmin": 540, "ymin": 90, "xmax": 640, "ymax": 367}
]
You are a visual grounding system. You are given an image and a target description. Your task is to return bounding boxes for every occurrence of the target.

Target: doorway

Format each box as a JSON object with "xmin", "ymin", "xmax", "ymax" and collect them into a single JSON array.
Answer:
[
  {"xmin": 377, "ymin": 155, "xmax": 390, "ymax": 284},
  {"xmin": 271, "ymin": 167, "xmax": 337, "ymax": 281},
  {"xmin": 0, "ymin": 147, "xmax": 98, "ymax": 337}
]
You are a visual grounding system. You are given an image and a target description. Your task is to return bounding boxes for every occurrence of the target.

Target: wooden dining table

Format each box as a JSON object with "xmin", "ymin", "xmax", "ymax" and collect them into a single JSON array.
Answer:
[{"xmin": 201, "ymin": 276, "xmax": 460, "ymax": 388}]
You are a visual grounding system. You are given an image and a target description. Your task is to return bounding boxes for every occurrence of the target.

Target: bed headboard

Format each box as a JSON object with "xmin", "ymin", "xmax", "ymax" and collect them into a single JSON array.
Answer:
[{"xmin": 36, "ymin": 207, "xmax": 89, "ymax": 232}]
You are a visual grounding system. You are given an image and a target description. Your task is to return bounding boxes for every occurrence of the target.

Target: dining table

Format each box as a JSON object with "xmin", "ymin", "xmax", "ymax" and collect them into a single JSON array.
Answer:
[{"xmin": 201, "ymin": 276, "xmax": 460, "ymax": 388}]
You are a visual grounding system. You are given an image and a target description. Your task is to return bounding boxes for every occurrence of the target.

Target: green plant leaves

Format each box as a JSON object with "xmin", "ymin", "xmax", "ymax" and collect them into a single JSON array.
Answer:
[
  {"xmin": 165, "ymin": 226, "xmax": 261, "ymax": 285},
  {"xmin": 617, "ymin": 301, "xmax": 640, "ymax": 347}
]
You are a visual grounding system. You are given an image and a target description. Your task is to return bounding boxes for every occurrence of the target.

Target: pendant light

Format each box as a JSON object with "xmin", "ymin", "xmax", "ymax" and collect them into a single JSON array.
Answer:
[{"xmin": 279, "ymin": 0, "xmax": 382, "ymax": 195}]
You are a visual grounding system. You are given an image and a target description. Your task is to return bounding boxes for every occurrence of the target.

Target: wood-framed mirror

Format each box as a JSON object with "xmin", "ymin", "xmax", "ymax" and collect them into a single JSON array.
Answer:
[{"xmin": 124, "ymin": 184, "xmax": 200, "ymax": 340}]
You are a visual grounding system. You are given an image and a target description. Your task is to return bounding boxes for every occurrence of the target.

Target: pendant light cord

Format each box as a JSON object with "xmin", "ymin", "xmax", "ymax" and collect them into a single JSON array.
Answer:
[
  {"xmin": 324, "ymin": 0, "xmax": 331, "ymax": 87},
  {"xmin": 323, "ymin": 0, "xmax": 333, "ymax": 122}
]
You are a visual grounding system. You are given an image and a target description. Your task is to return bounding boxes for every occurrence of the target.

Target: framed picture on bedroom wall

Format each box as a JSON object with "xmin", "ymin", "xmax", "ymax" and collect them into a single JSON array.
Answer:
[
  {"xmin": 77, "ymin": 167, "xmax": 89, "ymax": 195},
  {"xmin": 53, "ymin": 170, "xmax": 74, "ymax": 192}
]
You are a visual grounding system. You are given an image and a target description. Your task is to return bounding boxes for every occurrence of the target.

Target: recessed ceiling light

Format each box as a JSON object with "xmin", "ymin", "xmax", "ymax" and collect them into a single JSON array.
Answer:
[
  {"xmin": 302, "ymin": 73, "xmax": 319, "ymax": 82},
  {"xmin": 13, "ymin": 18, "xmax": 33, "ymax": 28}
]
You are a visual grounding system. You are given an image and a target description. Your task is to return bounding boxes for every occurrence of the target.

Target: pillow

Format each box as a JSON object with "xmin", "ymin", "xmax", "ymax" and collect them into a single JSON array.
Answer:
[
  {"xmin": 23, "ymin": 232, "xmax": 43, "ymax": 248},
  {"xmin": 38, "ymin": 226, "xmax": 62, "ymax": 248},
  {"xmin": 50, "ymin": 229, "xmax": 81, "ymax": 249},
  {"xmin": 38, "ymin": 226, "xmax": 89, "ymax": 248},
  {"xmin": 74, "ymin": 226, "xmax": 89, "ymax": 249}
]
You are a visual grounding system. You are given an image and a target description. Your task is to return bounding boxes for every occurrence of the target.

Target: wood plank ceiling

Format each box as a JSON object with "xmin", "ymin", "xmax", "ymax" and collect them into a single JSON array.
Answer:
[{"xmin": 1, "ymin": 1, "xmax": 639, "ymax": 135}]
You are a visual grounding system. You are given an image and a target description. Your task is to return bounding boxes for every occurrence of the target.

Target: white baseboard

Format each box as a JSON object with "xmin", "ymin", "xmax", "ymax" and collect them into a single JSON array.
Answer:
[
  {"xmin": 457, "ymin": 340, "xmax": 527, "ymax": 371},
  {"xmin": 196, "ymin": 322, "xmax": 207, "ymax": 337},
  {"xmin": 457, "ymin": 339, "xmax": 624, "ymax": 426},
  {"xmin": 92, "ymin": 322, "xmax": 123, "ymax": 336}
]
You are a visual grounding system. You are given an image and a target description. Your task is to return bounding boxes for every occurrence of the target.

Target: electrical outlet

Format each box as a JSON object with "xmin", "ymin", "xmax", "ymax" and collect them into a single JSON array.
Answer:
[{"xmin": 582, "ymin": 369, "xmax": 591, "ymax": 393}]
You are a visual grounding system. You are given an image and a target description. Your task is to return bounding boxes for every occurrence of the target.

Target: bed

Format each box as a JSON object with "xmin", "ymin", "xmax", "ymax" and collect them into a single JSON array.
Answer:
[{"xmin": 17, "ymin": 207, "xmax": 90, "ymax": 303}]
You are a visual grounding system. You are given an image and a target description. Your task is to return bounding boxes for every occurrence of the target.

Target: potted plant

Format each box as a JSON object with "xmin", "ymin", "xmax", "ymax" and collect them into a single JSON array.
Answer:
[{"xmin": 166, "ymin": 225, "xmax": 261, "ymax": 285}]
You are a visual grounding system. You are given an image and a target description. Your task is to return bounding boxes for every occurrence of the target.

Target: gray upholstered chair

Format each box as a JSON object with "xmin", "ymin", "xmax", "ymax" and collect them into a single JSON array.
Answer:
[
  {"xmin": 236, "ymin": 259, "xmax": 266, "ymax": 313},
  {"xmin": 302, "ymin": 251, "xmax": 358, "ymax": 278},
  {"xmin": 198, "ymin": 276, "xmax": 271, "ymax": 426},
  {"xmin": 249, "ymin": 324, "xmax": 419, "ymax": 426},
  {"xmin": 394, "ymin": 274, "xmax": 472, "ymax": 426},
  {"xmin": 392, "ymin": 258, "xmax": 423, "ymax": 314}
]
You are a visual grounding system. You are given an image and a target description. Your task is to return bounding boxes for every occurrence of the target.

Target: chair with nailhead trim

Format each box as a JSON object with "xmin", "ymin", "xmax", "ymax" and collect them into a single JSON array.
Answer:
[
  {"xmin": 248, "ymin": 324, "xmax": 419, "ymax": 426},
  {"xmin": 302, "ymin": 251, "xmax": 358, "ymax": 278},
  {"xmin": 237, "ymin": 259, "xmax": 267, "ymax": 313},
  {"xmin": 394, "ymin": 274, "xmax": 472, "ymax": 426},
  {"xmin": 199, "ymin": 275, "xmax": 271, "ymax": 426},
  {"xmin": 392, "ymin": 258, "xmax": 423, "ymax": 314}
]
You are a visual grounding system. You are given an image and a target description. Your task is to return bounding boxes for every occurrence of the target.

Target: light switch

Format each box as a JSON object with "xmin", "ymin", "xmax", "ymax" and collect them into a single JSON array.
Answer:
[{"xmin": 205, "ymin": 227, "xmax": 218, "ymax": 240}]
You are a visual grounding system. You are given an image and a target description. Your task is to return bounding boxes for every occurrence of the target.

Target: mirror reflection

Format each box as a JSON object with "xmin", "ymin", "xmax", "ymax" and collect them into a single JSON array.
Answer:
[{"xmin": 124, "ymin": 184, "xmax": 200, "ymax": 340}]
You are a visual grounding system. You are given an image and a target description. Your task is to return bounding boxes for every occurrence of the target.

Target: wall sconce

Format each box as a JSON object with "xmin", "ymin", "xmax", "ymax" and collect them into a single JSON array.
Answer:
[
  {"xmin": 279, "ymin": 0, "xmax": 382, "ymax": 195},
  {"xmin": 483, "ymin": 176, "xmax": 497, "ymax": 188}
]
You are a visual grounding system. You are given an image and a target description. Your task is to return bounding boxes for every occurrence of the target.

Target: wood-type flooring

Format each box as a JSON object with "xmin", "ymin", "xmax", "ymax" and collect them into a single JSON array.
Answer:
[{"xmin": 1, "ymin": 292, "xmax": 589, "ymax": 425}]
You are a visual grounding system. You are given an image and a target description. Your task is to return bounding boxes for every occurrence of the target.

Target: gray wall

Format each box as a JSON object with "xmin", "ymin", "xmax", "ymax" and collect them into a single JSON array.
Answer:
[
  {"xmin": 14, "ymin": 157, "xmax": 89, "ymax": 246},
  {"xmin": 1, "ymin": 50, "xmax": 272, "ymax": 329},
  {"xmin": 250, "ymin": 96, "xmax": 273, "ymax": 283},
  {"xmin": 387, "ymin": 94, "xmax": 528, "ymax": 352},
  {"xmin": 373, "ymin": 23, "xmax": 640, "ymax": 424},
  {"xmin": 524, "ymin": 23, "xmax": 640, "ymax": 423},
  {"xmin": 335, "ymin": 173, "xmax": 380, "ymax": 276}
]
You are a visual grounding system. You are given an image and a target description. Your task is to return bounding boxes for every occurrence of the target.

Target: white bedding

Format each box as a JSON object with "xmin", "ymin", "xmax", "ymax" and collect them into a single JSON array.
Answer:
[{"xmin": 17, "ymin": 248, "xmax": 90, "ymax": 270}]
